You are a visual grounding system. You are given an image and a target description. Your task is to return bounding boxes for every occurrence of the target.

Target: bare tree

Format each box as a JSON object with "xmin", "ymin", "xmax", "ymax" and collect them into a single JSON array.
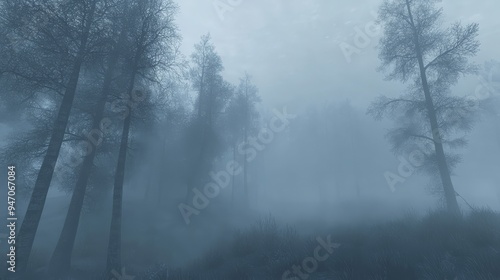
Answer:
[
  {"xmin": 105, "ymin": 0, "xmax": 180, "ymax": 275},
  {"xmin": 185, "ymin": 34, "xmax": 225, "ymax": 202},
  {"xmin": 47, "ymin": 1, "xmax": 137, "ymax": 277},
  {"xmin": 237, "ymin": 74, "xmax": 260, "ymax": 208},
  {"xmin": 368, "ymin": 0, "xmax": 480, "ymax": 215},
  {"xmin": 0, "ymin": 0, "xmax": 116, "ymax": 275}
]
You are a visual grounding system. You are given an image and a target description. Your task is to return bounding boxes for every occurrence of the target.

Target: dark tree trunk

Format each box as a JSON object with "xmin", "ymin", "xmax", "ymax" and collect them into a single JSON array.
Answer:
[
  {"xmin": 231, "ymin": 142, "xmax": 236, "ymax": 205},
  {"xmin": 157, "ymin": 134, "xmax": 168, "ymax": 208},
  {"xmin": 107, "ymin": 53, "xmax": 139, "ymax": 273},
  {"xmin": 243, "ymin": 86, "xmax": 249, "ymax": 209},
  {"xmin": 405, "ymin": 0, "xmax": 460, "ymax": 215},
  {"xmin": 106, "ymin": 94, "xmax": 133, "ymax": 276},
  {"xmin": 15, "ymin": 2, "xmax": 96, "ymax": 275},
  {"xmin": 47, "ymin": 21, "xmax": 128, "ymax": 279},
  {"xmin": 185, "ymin": 65, "xmax": 208, "ymax": 203},
  {"xmin": 243, "ymin": 125, "xmax": 248, "ymax": 208},
  {"xmin": 185, "ymin": 90, "xmax": 213, "ymax": 203},
  {"xmin": 185, "ymin": 135, "xmax": 207, "ymax": 203}
]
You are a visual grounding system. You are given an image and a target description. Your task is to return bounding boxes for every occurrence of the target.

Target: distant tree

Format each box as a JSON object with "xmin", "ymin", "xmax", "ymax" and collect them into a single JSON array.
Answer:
[
  {"xmin": 234, "ymin": 74, "xmax": 260, "ymax": 208},
  {"xmin": 368, "ymin": 0, "xmax": 480, "ymax": 215},
  {"xmin": 289, "ymin": 101, "xmax": 363, "ymax": 211},
  {"xmin": 185, "ymin": 34, "xmax": 227, "ymax": 202},
  {"xmin": 238, "ymin": 74, "xmax": 260, "ymax": 208},
  {"xmin": 477, "ymin": 60, "xmax": 500, "ymax": 154},
  {"xmin": 221, "ymin": 86, "xmax": 243, "ymax": 204},
  {"xmin": 477, "ymin": 60, "xmax": 500, "ymax": 117},
  {"xmin": 143, "ymin": 82, "xmax": 190, "ymax": 209}
]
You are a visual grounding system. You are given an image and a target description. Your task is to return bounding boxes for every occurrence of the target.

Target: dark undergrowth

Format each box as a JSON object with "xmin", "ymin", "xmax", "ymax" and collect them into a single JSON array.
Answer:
[
  {"xmin": 11, "ymin": 209, "xmax": 499, "ymax": 280},
  {"xmin": 140, "ymin": 209, "xmax": 500, "ymax": 280}
]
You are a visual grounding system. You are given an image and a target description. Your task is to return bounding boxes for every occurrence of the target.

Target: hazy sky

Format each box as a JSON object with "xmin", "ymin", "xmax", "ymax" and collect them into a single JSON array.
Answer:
[
  {"xmin": 0, "ymin": 0, "xmax": 498, "ymax": 208},
  {"xmin": 175, "ymin": 0, "xmax": 500, "ymax": 109},
  {"xmin": 173, "ymin": 0, "xmax": 500, "ymax": 211}
]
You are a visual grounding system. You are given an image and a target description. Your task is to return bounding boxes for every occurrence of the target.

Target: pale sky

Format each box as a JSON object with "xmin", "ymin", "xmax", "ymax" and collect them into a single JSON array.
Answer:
[
  {"xmin": 172, "ymin": 2, "xmax": 500, "ymax": 208},
  {"xmin": 175, "ymin": 0, "xmax": 500, "ymax": 110}
]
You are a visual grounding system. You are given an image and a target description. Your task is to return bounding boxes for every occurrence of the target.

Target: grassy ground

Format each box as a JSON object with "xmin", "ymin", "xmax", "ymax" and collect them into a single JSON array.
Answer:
[{"xmin": 140, "ymin": 209, "xmax": 500, "ymax": 280}]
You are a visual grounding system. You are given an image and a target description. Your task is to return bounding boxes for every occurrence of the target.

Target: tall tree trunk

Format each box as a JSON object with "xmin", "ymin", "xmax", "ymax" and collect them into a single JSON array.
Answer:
[
  {"xmin": 231, "ymin": 142, "xmax": 236, "ymax": 205},
  {"xmin": 243, "ymin": 125, "xmax": 248, "ymax": 209},
  {"xmin": 185, "ymin": 91, "xmax": 212, "ymax": 203},
  {"xmin": 197, "ymin": 66, "xmax": 205, "ymax": 119},
  {"xmin": 15, "ymin": 2, "xmax": 96, "ymax": 275},
  {"xmin": 106, "ymin": 38, "xmax": 140, "ymax": 271},
  {"xmin": 47, "ymin": 20, "xmax": 128, "ymax": 279},
  {"xmin": 185, "ymin": 66, "xmax": 207, "ymax": 203},
  {"xmin": 106, "ymin": 73, "xmax": 135, "ymax": 275},
  {"xmin": 185, "ymin": 137, "xmax": 207, "ymax": 203},
  {"xmin": 405, "ymin": 0, "xmax": 460, "ymax": 215},
  {"xmin": 156, "ymin": 133, "xmax": 168, "ymax": 208},
  {"xmin": 243, "ymin": 85, "xmax": 249, "ymax": 209}
]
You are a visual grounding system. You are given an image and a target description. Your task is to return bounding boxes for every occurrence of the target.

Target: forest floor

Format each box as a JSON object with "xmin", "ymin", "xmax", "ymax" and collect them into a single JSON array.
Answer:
[
  {"xmin": 148, "ymin": 209, "xmax": 500, "ymax": 280},
  {"xmin": 14, "ymin": 208, "xmax": 500, "ymax": 280}
]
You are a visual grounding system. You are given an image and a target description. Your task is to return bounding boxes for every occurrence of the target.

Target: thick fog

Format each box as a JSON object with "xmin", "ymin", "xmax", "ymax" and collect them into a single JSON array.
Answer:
[{"xmin": 0, "ymin": 0, "xmax": 499, "ymax": 279}]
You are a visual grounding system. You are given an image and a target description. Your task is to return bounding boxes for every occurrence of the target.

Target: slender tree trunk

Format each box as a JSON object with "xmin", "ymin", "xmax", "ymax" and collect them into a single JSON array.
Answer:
[
  {"xmin": 197, "ymin": 66, "xmax": 205, "ymax": 119},
  {"xmin": 106, "ymin": 112, "xmax": 130, "ymax": 275},
  {"xmin": 185, "ymin": 67, "xmax": 207, "ymax": 203},
  {"xmin": 243, "ymin": 85, "xmax": 249, "ymax": 209},
  {"xmin": 47, "ymin": 20, "xmax": 128, "ymax": 279},
  {"xmin": 157, "ymin": 133, "xmax": 168, "ymax": 208},
  {"xmin": 185, "ymin": 137, "xmax": 206, "ymax": 203},
  {"xmin": 106, "ymin": 80, "xmax": 135, "ymax": 276},
  {"xmin": 405, "ymin": 0, "xmax": 460, "ymax": 215},
  {"xmin": 185, "ymin": 88, "xmax": 213, "ymax": 204},
  {"xmin": 15, "ymin": 2, "xmax": 96, "ymax": 275},
  {"xmin": 106, "ymin": 38, "xmax": 140, "ymax": 271},
  {"xmin": 243, "ymin": 125, "xmax": 248, "ymax": 209},
  {"xmin": 231, "ymin": 142, "xmax": 236, "ymax": 205}
]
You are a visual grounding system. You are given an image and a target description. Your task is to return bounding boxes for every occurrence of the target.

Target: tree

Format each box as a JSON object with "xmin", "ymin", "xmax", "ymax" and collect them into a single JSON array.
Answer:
[
  {"xmin": 236, "ymin": 74, "xmax": 260, "ymax": 208},
  {"xmin": 185, "ymin": 34, "xmax": 225, "ymax": 202},
  {"xmin": 368, "ymin": 0, "xmax": 480, "ymax": 215},
  {"xmin": 105, "ymin": 0, "xmax": 180, "ymax": 275},
  {"xmin": 47, "ymin": 1, "xmax": 138, "ymax": 277},
  {"xmin": 224, "ymin": 85, "xmax": 246, "ymax": 205},
  {"xmin": 220, "ymin": 73, "xmax": 261, "ymax": 208},
  {"xmin": 1, "ymin": 0, "xmax": 116, "ymax": 274}
]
